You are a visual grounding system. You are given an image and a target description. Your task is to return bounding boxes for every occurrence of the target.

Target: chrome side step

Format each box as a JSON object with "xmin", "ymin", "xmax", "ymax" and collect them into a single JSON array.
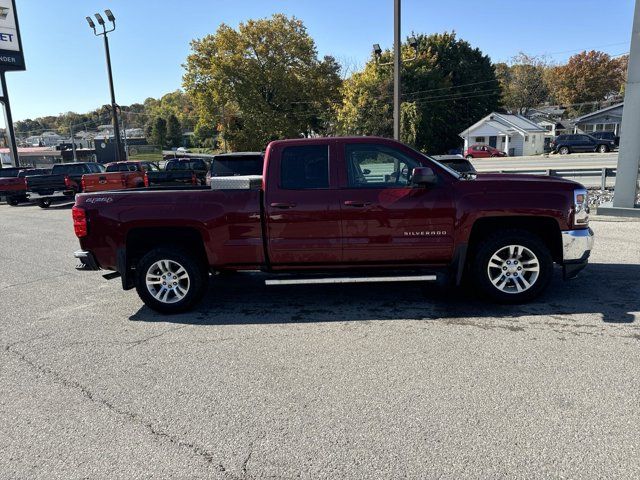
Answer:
[{"xmin": 265, "ymin": 275, "xmax": 437, "ymax": 286}]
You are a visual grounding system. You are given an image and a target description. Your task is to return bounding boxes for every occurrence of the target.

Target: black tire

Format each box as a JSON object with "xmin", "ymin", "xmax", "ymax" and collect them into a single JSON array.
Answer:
[
  {"xmin": 38, "ymin": 198, "xmax": 51, "ymax": 208},
  {"xmin": 135, "ymin": 247, "xmax": 208, "ymax": 314},
  {"xmin": 597, "ymin": 144, "xmax": 609, "ymax": 153},
  {"xmin": 8, "ymin": 196, "xmax": 19, "ymax": 206},
  {"xmin": 558, "ymin": 146, "xmax": 570, "ymax": 155},
  {"xmin": 471, "ymin": 229, "xmax": 554, "ymax": 304}
]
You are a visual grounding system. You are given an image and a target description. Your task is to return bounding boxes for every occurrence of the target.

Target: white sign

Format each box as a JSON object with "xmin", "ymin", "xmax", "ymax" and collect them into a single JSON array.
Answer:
[{"xmin": 0, "ymin": 0, "xmax": 19, "ymax": 52}]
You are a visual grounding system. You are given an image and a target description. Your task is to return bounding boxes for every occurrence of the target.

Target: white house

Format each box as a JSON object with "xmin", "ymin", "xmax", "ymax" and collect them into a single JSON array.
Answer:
[
  {"xmin": 25, "ymin": 131, "xmax": 63, "ymax": 147},
  {"xmin": 459, "ymin": 113, "xmax": 547, "ymax": 157}
]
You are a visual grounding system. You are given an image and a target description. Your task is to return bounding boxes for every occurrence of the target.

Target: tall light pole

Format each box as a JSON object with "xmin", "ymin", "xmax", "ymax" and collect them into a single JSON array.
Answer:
[{"xmin": 86, "ymin": 10, "xmax": 123, "ymax": 161}]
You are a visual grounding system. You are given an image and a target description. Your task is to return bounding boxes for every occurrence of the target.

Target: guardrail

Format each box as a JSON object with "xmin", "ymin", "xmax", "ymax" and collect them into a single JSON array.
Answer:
[{"xmin": 480, "ymin": 167, "xmax": 618, "ymax": 189}]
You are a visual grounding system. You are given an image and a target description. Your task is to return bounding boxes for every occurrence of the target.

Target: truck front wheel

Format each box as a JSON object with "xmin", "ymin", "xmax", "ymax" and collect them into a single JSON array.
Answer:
[
  {"xmin": 135, "ymin": 247, "xmax": 208, "ymax": 314},
  {"xmin": 472, "ymin": 230, "xmax": 553, "ymax": 304}
]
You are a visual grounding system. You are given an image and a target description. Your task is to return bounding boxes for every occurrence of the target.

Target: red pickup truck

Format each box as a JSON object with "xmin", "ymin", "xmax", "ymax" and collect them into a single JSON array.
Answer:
[
  {"xmin": 81, "ymin": 161, "xmax": 157, "ymax": 193},
  {"xmin": 0, "ymin": 168, "xmax": 50, "ymax": 205},
  {"xmin": 72, "ymin": 137, "xmax": 593, "ymax": 313}
]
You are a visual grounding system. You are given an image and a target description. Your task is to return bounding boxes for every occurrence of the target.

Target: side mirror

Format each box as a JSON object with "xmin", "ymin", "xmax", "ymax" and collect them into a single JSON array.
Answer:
[
  {"xmin": 411, "ymin": 167, "xmax": 437, "ymax": 185},
  {"xmin": 362, "ymin": 168, "xmax": 371, "ymax": 175}
]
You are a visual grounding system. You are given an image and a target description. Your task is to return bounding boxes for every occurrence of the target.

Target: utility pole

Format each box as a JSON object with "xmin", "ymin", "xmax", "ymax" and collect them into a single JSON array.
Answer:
[
  {"xmin": 612, "ymin": 0, "xmax": 640, "ymax": 209},
  {"xmin": 393, "ymin": 0, "xmax": 401, "ymax": 140},
  {"xmin": 70, "ymin": 122, "xmax": 77, "ymax": 161},
  {"xmin": 121, "ymin": 113, "xmax": 128, "ymax": 159},
  {"xmin": 372, "ymin": 1, "xmax": 417, "ymax": 142}
]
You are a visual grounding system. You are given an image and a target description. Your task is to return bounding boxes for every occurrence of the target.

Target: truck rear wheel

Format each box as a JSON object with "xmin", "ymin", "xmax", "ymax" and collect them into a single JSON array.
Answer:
[
  {"xmin": 135, "ymin": 247, "xmax": 208, "ymax": 314},
  {"xmin": 472, "ymin": 230, "xmax": 553, "ymax": 304}
]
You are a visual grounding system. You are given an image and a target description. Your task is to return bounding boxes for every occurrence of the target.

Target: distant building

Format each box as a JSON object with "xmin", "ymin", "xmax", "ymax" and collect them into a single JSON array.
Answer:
[
  {"xmin": 124, "ymin": 128, "xmax": 144, "ymax": 138},
  {"xmin": 0, "ymin": 147, "xmax": 62, "ymax": 167},
  {"xmin": 459, "ymin": 113, "xmax": 546, "ymax": 156},
  {"xmin": 25, "ymin": 131, "xmax": 63, "ymax": 147},
  {"xmin": 573, "ymin": 102, "xmax": 623, "ymax": 136}
]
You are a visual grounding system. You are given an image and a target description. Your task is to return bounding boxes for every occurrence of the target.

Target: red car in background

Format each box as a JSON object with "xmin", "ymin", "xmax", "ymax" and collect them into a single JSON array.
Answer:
[{"xmin": 464, "ymin": 144, "xmax": 508, "ymax": 159}]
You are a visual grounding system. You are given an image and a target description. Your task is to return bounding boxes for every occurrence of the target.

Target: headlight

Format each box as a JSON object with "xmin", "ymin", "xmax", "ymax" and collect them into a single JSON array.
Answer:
[{"xmin": 573, "ymin": 188, "xmax": 589, "ymax": 226}]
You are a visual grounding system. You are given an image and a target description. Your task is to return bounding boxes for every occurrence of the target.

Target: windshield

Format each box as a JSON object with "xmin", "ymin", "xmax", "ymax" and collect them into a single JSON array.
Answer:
[{"xmin": 411, "ymin": 150, "xmax": 462, "ymax": 179}]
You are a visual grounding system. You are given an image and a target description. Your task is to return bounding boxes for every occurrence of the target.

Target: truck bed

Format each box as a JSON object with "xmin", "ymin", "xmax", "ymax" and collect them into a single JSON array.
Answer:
[
  {"xmin": 26, "ymin": 174, "xmax": 68, "ymax": 195},
  {"xmin": 75, "ymin": 187, "xmax": 264, "ymax": 270}
]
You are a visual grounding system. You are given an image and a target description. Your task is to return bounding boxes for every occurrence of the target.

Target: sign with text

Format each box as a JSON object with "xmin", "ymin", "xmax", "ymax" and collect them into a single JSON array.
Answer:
[{"xmin": 0, "ymin": 0, "xmax": 24, "ymax": 70}]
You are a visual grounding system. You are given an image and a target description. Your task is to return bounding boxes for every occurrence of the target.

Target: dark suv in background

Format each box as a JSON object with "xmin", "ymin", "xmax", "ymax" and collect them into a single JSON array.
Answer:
[
  {"xmin": 550, "ymin": 134, "xmax": 615, "ymax": 154},
  {"xmin": 590, "ymin": 131, "xmax": 620, "ymax": 147}
]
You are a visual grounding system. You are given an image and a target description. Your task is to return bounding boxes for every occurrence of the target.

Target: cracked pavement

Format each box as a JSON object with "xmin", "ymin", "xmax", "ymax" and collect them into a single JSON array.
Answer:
[{"xmin": 1, "ymin": 202, "xmax": 640, "ymax": 479}]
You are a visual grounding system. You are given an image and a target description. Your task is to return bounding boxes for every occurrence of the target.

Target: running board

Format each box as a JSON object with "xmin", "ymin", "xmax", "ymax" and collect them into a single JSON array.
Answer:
[{"xmin": 265, "ymin": 275, "xmax": 437, "ymax": 286}]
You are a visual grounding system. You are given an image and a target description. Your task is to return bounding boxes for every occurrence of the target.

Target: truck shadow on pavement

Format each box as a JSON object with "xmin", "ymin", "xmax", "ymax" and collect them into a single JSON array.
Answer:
[{"xmin": 129, "ymin": 263, "xmax": 639, "ymax": 326}]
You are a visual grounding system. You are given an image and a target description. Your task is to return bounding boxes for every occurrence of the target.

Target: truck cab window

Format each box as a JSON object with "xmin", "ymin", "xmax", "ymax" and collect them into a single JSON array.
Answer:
[
  {"xmin": 346, "ymin": 144, "xmax": 418, "ymax": 188},
  {"xmin": 281, "ymin": 145, "xmax": 329, "ymax": 189}
]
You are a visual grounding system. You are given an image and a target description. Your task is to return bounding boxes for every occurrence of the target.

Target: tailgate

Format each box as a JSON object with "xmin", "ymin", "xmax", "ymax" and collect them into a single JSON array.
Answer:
[
  {"xmin": 0, "ymin": 177, "xmax": 26, "ymax": 192},
  {"xmin": 26, "ymin": 174, "xmax": 67, "ymax": 191},
  {"xmin": 83, "ymin": 172, "xmax": 125, "ymax": 192}
]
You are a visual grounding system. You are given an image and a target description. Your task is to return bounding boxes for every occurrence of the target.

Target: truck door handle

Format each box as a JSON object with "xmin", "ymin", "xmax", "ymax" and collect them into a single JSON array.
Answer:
[
  {"xmin": 270, "ymin": 202, "xmax": 296, "ymax": 209},
  {"xmin": 344, "ymin": 200, "xmax": 372, "ymax": 207}
]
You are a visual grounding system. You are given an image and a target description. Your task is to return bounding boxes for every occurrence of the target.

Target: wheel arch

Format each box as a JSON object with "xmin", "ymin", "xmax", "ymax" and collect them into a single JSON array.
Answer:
[
  {"xmin": 123, "ymin": 226, "xmax": 209, "ymax": 288},
  {"xmin": 467, "ymin": 216, "xmax": 563, "ymax": 264}
]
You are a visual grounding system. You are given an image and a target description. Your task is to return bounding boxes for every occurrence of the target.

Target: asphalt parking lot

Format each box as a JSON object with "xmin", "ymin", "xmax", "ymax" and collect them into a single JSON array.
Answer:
[{"xmin": 1, "ymin": 201, "xmax": 640, "ymax": 479}]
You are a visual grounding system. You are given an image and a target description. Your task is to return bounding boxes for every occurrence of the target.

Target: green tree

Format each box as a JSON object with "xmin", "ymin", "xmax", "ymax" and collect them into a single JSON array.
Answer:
[
  {"xmin": 497, "ymin": 53, "xmax": 549, "ymax": 115},
  {"xmin": 149, "ymin": 117, "xmax": 167, "ymax": 148},
  {"xmin": 193, "ymin": 121, "xmax": 217, "ymax": 148},
  {"xmin": 166, "ymin": 114, "xmax": 183, "ymax": 148},
  {"xmin": 183, "ymin": 14, "xmax": 342, "ymax": 151},
  {"xmin": 144, "ymin": 91, "xmax": 197, "ymax": 132},
  {"xmin": 336, "ymin": 32, "xmax": 500, "ymax": 154}
]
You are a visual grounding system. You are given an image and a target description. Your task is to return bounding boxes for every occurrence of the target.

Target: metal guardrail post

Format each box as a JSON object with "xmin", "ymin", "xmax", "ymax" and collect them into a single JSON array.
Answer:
[{"xmin": 601, "ymin": 169, "xmax": 607, "ymax": 190}]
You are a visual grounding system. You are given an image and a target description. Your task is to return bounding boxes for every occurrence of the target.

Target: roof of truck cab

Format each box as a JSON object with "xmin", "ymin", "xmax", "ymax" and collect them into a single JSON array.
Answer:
[{"xmin": 268, "ymin": 136, "xmax": 398, "ymax": 147}]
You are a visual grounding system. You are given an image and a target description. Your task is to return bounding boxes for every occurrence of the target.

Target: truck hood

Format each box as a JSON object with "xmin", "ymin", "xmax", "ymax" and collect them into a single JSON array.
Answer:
[{"xmin": 471, "ymin": 172, "xmax": 582, "ymax": 187}]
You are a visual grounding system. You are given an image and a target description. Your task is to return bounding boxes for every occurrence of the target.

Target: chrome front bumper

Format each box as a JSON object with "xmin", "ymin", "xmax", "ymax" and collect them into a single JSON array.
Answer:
[
  {"xmin": 561, "ymin": 228, "xmax": 594, "ymax": 279},
  {"xmin": 562, "ymin": 228, "xmax": 594, "ymax": 262}
]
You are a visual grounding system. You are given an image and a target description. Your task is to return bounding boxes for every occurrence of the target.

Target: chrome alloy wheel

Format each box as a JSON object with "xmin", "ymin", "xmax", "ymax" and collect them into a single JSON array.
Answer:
[
  {"xmin": 145, "ymin": 260, "xmax": 190, "ymax": 304},
  {"xmin": 487, "ymin": 245, "xmax": 540, "ymax": 294}
]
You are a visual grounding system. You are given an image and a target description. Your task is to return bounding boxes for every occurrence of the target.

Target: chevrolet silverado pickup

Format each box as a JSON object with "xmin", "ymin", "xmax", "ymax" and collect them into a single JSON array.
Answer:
[
  {"xmin": 72, "ymin": 137, "xmax": 594, "ymax": 313},
  {"xmin": 0, "ymin": 168, "xmax": 50, "ymax": 205},
  {"xmin": 0, "ymin": 167, "xmax": 26, "ymax": 204},
  {"xmin": 27, "ymin": 162, "xmax": 105, "ymax": 207},
  {"xmin": 81, "ymin": 161, "xmax": 157, "ymax": 193}
]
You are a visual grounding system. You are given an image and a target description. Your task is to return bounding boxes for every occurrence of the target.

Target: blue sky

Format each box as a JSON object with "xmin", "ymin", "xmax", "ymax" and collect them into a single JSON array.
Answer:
[{"xmin": 6, "ymin": 0, "xmax": 636, "ymax": 120}]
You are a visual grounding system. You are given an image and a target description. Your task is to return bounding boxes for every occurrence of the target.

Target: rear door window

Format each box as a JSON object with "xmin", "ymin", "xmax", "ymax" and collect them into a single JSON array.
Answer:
[{"xmin": 280, "ymin": 145, "xmax": 329, "ymax": 189}]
